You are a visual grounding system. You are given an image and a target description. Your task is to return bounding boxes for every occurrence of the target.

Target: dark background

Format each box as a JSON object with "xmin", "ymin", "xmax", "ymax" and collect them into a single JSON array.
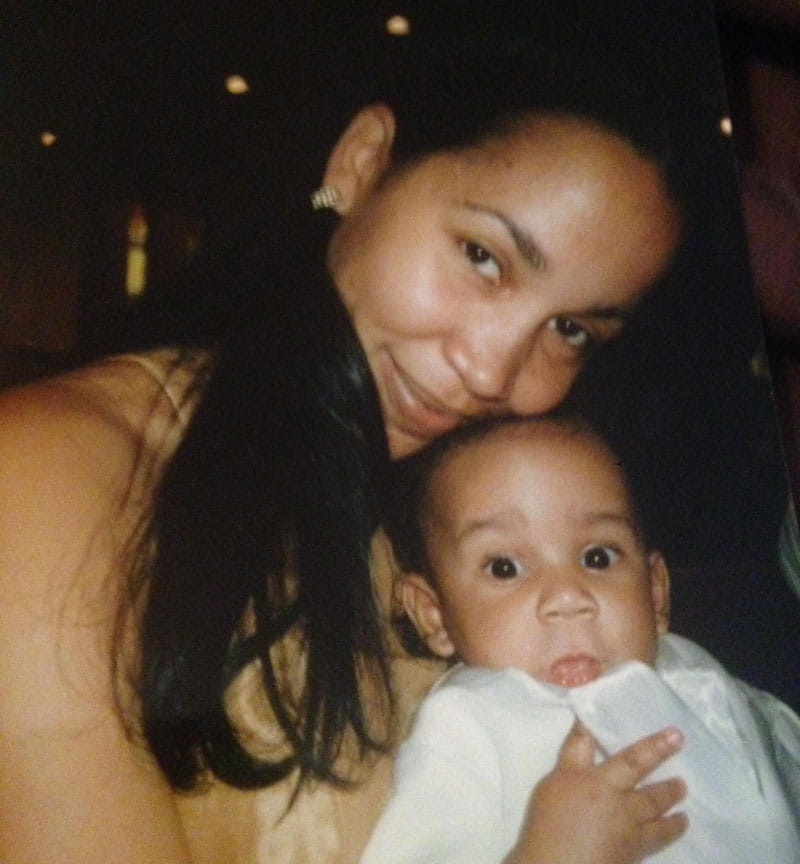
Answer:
[{"xmin": 1, "ymin": 1, "xmax": 798, "ymax": 707}]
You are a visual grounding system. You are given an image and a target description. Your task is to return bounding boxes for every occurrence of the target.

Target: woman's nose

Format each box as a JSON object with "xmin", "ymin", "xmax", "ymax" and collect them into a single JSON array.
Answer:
[
  {"xmin": 443, "ymin": 322, "xmax": 529, "ymax": 403},
  {"xmin": 536, "ymin": 572, "xmax": 598, "ymax": 622}
]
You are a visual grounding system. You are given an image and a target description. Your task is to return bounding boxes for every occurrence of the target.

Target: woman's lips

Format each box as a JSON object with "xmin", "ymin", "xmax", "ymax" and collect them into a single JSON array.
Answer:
[
  {"xmin": 381, "ymin": 354, "xmax": 463, "ymax": 439},
  {"xmin": 547, "ymin": 654, "xmax": 602, "ymax": 688}
]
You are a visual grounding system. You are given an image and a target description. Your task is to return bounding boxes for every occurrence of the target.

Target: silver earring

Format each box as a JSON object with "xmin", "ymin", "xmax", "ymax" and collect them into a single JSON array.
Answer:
[{"xmin": 310, "ymin": 185, "xmax": 341, "ymax": 210}]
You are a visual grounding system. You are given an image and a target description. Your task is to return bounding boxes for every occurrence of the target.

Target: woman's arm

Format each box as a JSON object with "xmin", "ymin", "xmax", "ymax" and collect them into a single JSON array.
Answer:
[{"xmin": 0, "ymin": 367, "xmax": 193, "ymax": 864}]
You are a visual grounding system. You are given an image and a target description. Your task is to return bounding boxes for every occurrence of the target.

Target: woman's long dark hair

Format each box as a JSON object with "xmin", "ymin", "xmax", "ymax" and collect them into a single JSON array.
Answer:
[
  {"xmin": 130, "ymin": 258, "xmax": 393, "ymax": 789},
  {"xmin": 121, "ymin": 31, "xmax": 724, "ymax": 792}
]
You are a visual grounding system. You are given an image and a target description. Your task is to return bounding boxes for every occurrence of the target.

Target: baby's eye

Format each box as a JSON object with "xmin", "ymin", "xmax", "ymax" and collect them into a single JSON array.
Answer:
[
  {"xmin": 581, "ymin": 545, "xmax": 619, "ymax": 570},
  {"xmin": 547, "ymin": 316, "xmax": 592, "ymax": 349},
  {"xmin": 462, "ymin": 240, "xmax": 501, "ymax": 283},
  {"xmin": 485, "ymin": 557, "xmax": 522, "ymax": 579}
]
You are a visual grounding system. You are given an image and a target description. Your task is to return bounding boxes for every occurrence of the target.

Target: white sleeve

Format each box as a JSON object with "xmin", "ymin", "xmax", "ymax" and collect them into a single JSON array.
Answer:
[
  {"xmin": 737, "ymin": 680, "xmax": 800, "ymax": 828},
  {"xmin": 359, "ymin": 686, "xmax": 505, "ymax": 864}
]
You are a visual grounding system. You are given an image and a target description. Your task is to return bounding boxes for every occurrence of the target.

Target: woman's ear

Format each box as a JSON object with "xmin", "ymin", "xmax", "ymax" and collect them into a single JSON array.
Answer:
[
  {"xmin": 401, "ymin": 574, "xmax": 456, "ymax": 659},
  {"xmin": 321, "ymin": 103, "xmax": 396, "ymax": 215},
  {"xmin": 648, "ymin": 551, "xmax": 671, "ymax": 635}
]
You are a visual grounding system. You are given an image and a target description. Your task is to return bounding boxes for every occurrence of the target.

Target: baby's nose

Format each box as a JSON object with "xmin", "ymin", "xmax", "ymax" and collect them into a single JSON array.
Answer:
[{"xmin": 536, "ymin": 575, "xmax": 598, "ymax": 622}]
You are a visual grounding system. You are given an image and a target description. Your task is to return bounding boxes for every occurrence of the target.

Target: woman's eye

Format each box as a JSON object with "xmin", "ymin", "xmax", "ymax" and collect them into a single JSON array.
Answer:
[
  {"xmin": 547, "ymin": 316, "xmax": 592, "ymax": 349},
  {"xmin": 581, "ymin": 546, "xmax": 619, "ymax": 570},
  {"xmin": 486, "ymin": 557, "xmax": 521, "ymax": 579},
  {"xmin": 462, "ymin": 241, "xmax": 501, "ymax": 283}
]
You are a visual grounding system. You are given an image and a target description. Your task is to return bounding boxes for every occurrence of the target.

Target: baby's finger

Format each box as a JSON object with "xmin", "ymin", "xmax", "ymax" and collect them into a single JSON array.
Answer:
[
  {"xmin": 601, "ymin": 726, "xmax": 684, "ymax": 789},
  {"xmin": 555, "ymin": 720, "xmax": 597, "ymax": 770},
  {"xmin": 638, "ymin": 811, "xmax": 689, "ymax": 858},
  {"xmin": 630, "ymin": 776, "xmax": 687, "ymax": 823}
]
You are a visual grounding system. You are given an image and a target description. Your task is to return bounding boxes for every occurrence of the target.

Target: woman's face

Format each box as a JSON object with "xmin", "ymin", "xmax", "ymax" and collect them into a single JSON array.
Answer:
[{"xmin": 326, "ymin": 113, "xmax": 680, "ymax": 458}]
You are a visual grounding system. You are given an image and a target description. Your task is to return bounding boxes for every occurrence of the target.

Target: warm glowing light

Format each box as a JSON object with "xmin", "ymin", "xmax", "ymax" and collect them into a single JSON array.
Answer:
[
  {"xmin": 386, "ymin": 15, "xmax": 410, "ymax": 35},
  {"xmin": 40, "ymin": 131, "xmax": 57, "ymax": 147},
  {"xmin": 225, "ymin": 74, "xmax": 250, "ymax": 95},
  {"xmin": 126, "ymin": 247, "xmax": 147, "ymax": 296},
  {"xmin": 126, "ymin": 204, "xmax": 149, "ymax": 297},
  {"xmin": 719, "ymin": 116, "xmax": 733, "ymax": 137}
]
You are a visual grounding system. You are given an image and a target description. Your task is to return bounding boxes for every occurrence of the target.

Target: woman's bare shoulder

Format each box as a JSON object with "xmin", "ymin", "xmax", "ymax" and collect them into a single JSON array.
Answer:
[
  {"xmin": 0, "ymin": 350, "xmax": 199, "ymax": 491},
  {"xmin": 0, "ymin": 350, "xmax": 189, "ymax": 681},
  {"xmin": 0, "ymin": 356, "xmax": 202, "ymax": 862},
  {"xmin": 0, "ymin": 349, "xmax": 198, "ymax": 439},
  {"xmin": 0, "ymin": 351, "xmax": 204, "ymax": 598}
]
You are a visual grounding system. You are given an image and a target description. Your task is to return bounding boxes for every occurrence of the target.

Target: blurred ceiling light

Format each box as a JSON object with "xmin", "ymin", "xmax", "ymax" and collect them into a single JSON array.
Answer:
[
  {"xmin": 126, "ymin": 203, "xmax": 149, "ymax": 297},
  {"xmin": 225, "ymin": 74, "xmax": 250, "ymax": 95},
  {"xmin": 40, "ymin": 131, "xmax": 57, "ymax": 147},
  {"xmin": 719, "ymin": 116, "xmax": 733, "ymax": 137},
  {"xmin": 386, "ymin": 15, "xmax": 410, "ymax": 35}
]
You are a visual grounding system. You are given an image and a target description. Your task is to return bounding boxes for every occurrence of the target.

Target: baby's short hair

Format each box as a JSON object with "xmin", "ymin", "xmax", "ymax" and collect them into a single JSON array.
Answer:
[
  {"xmin": 384, "ymin": 410, "xmax": 647, "ymax": 656},
  {"xmin": 384, "ymin": 412, "xmax": 648, "ymax": 654}
]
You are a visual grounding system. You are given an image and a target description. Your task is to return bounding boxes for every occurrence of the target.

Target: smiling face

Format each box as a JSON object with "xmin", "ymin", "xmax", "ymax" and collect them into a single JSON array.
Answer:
[
  {"xmin": 403, "ymin": 421, "xmax": 670, "ymax": 686},
  {"xmin": 325, "ymin": 110, "xmax": 680, "ymax": 458}
]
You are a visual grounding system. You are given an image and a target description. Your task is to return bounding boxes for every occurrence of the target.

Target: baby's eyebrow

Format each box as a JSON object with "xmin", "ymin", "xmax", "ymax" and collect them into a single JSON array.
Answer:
[
  {"xmin": 581, "ymin": 512, "xmax": 637, "ymax": 531},
  {"xmin": 455, "ymin": 510, "xmax": 526, "ymax": 542},
  {"xmin": 581, "ymin": 306, "xmax": 634, "ymax": 323},
  {"xmin": 458, "ymin": 201, "xmax": 547, "ymax": 272}
]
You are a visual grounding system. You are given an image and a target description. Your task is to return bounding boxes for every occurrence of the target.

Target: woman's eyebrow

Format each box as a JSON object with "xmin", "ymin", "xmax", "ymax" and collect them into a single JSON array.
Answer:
[{"xmin": 460, "ymin": 202, "xmax": 547, "ymax": 272}]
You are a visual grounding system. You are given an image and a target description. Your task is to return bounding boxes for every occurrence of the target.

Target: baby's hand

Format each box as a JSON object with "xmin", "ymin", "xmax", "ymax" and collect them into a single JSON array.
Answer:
[{"xmin": 505, "ymin": 721, "xmax": 688, "ymax": 864}]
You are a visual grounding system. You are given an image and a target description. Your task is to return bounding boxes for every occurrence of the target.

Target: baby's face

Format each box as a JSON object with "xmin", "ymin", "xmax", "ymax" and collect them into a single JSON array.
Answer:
[{"xmin": 422, "ymin": 423, "xmax": 670, "ymax": 686}]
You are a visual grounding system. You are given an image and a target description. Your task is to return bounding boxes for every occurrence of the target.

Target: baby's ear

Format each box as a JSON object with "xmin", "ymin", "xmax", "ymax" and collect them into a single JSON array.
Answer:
[
  {"xmin": 320, "ymin": 103, "xmax": 396, "ymax": 215},
  {"xmin": 648, "ymin": 551, "xmax": 671, "ymax": 635},
  {"xmin": 401, "ymin": 574, "xmax": 456, "ymax": 659}
]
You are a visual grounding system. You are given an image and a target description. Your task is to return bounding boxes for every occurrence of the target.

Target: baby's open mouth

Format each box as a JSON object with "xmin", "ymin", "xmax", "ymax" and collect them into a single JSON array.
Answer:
[{"xmin": 547, "ymin": 654, "xmax": 601, "ymax": 687}]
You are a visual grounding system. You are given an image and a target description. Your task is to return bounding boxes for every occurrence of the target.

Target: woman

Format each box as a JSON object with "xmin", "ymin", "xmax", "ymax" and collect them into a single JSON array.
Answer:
[{"xmin": 0, "ymin": 40, "xmax": 702, "ymax": 864}]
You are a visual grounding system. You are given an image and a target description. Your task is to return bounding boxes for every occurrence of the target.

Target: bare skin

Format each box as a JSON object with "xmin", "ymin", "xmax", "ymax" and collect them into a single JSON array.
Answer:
[{"xmin": 0, "ymin": 360, "xmax": 194, "ymax": 864}]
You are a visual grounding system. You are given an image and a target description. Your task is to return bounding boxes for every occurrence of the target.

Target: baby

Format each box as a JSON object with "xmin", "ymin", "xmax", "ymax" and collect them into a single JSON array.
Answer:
[{"xmin": 362, "ymin": 415, "xmax": 800, "ymax": 864}]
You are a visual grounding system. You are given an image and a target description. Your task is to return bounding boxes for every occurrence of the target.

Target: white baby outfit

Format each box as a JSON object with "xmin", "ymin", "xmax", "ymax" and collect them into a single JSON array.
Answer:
[{"xmin": 360, "ymin": 633, "xmax": 800, "ymax": 864}]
